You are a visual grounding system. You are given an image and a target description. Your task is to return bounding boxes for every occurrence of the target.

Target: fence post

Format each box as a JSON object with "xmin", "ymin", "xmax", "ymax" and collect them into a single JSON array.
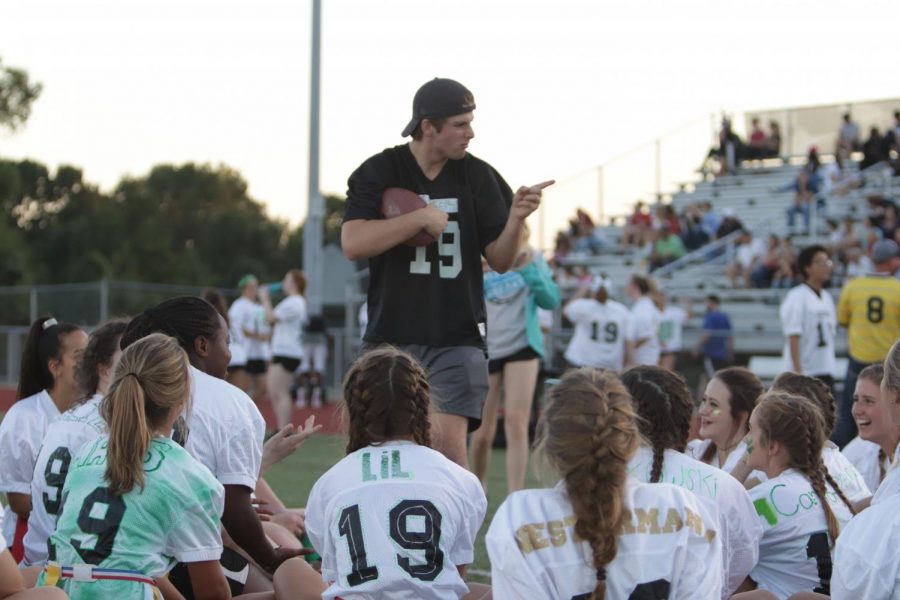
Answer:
[
  {"xmin": 596, "ymin": 166, "xmax": 604, "ymax": 224},
  {"xmin": 99, "ymin": 279, "xmax": 110, "ymax": 323},
  {"xmin": 29, "ymin": 287, "xmax": 38, "ymax": 323}
]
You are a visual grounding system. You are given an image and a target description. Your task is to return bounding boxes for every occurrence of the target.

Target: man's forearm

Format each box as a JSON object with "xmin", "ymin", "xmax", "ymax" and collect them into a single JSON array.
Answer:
[{"xmin": 484, "ymin": 218, "xmax": 525, "ymax": 273}]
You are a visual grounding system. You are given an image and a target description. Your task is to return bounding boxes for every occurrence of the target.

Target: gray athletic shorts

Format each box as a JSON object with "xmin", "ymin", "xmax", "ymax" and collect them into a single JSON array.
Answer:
[{"xmin": 361, "ymin": 344, "xmax": 489, "ymax": 432}]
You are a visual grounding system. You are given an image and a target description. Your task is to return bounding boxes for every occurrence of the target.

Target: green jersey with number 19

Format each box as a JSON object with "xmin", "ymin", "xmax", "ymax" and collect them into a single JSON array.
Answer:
[
  {"xmin": 45, "ymin": 436, "xmax": 224, "ymax": 600},
  {"xmin": 306, "ymin": 441, "xmax": 487, "ymax": 600}
]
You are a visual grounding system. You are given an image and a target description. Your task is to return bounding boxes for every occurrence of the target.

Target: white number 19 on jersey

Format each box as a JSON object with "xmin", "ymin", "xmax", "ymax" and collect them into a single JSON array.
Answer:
[{"xmin": 409, "ymin": 221, "xmax": 462, "ymax": 279}]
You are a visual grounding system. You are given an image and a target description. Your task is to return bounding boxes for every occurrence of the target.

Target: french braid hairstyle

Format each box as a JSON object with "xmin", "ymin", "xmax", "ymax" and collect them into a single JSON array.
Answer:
[
  {"xmin": 755, "ymin": 392, "xmax": 855, "ymax": 545},
  {"xmin": 771, "ymin": 372, "xmax": 838, "ymax": 437},
  {"xmin": 621, "ymin": 366, "xmax": 692, "ymax": 483},
  {"xmin": 75, "ymin": 318, "xmax": 129, "ymax": 401},
  {"xmin": 701, "ymin": 367, "xmax": 763, "ymax": 464},
  {"xmin": 534, "ymin": 368, "xmax": 639, "ymax": 600},
  {"xmin": 342, "ymin": 347, "xmax": 432, "ymax": 454},
  {"xmin": 857, "ymin": 364, "xmax": 888, "ymax": 480}
]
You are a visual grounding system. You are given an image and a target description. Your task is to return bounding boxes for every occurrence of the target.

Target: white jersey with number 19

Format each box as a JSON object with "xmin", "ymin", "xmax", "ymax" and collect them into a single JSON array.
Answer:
[
  {"xmin": 305, "ymin": 441, "xmax": 487, "ymax": 600},
  {"xmin": 563, "ymin": 299, "xmax": 630, "ymax": 370},
  {"xmin": 779, "ymin": 284, "xmax": 837, "ymax": 376}
]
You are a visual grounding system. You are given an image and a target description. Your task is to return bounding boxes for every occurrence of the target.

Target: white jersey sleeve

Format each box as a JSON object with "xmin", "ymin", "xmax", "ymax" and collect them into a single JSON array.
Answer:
[
  {"xmin": 822, "ymin": 445, "xmax": 871, "ymax": 504},
  {"xmin": 628, "ymin": 447, "xmax": 761, "ymax": 598},
  {"xmin": 185, "ymin": 367, "xmax": 265, "ymax": 490},
  {"xmin": 487, "ymin": 479, "xmax": 722, "ymax": 600},
  {"xmin": 832, "ymin": 493, "xmax": 900, "ymax": 600},
  {"xmin": 563, "ymin": 298, "xmax": 592, "ymax": 323},
  {"xmin": 24, "ymin": 396, "xmax": 106, "ymax": 565},
  {"xmin": 0, "ymin": 391, "xmax": 60, "ymax": 546},
  {"xmin": 749, "ymin": 469, "xmax": 853, "ymax": 599},
  {"xmin": 841, "ymin": 436, "xmax": 884, "ymax": 495},
  {"xmin": 306, "ymin": 442, "xmax": 486, "ymax": 600},
  {"xmin": 0, "ymin": 500, "xmax": 5, "ymax": 549}
]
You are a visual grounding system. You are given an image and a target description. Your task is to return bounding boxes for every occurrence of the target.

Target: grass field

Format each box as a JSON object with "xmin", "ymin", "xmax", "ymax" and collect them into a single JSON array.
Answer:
[{"xmin": 265, "ymin": 433, "xmax": 539, "ymax": 582}]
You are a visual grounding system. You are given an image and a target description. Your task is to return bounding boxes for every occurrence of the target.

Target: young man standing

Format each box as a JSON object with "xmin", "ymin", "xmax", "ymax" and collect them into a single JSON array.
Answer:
[
  {"xmin": 779, "ymin": 244, "xmax": 837, "ymax": 386},
  {"xmin": 341, "ymin": 78, "xmax": 552, "ymax": 467}
]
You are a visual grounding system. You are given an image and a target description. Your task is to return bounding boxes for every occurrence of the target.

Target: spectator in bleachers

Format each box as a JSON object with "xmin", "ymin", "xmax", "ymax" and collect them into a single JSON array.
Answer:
[
  {"xmin": 746, "ymin": 116, "xmax": 767, "ymax": 159},
  {"xmin": 861, "ymin": 127, "xmax": 886, "ymax": 170},
  {"xmin": 655, "ymin": 204, "xmax": 682, "ymax": 235},
  {"xmin": 649, "ymin": 224, "xmax": 686, "ymax": 271},
  {"xmin": 764, "ymin": 120, "xmax": 782, "ymax": 158},
  {"xmin": 845, "ymin": 246, "xmax": 874, "ymax": 279},
  {"xmin": 837, "ymin": 113, "xmax": 861, "ymax": 154},
  {"xmin": 680, "ymin": 203, "xmax": 710, "ymax": 251},
  {"xmin": 725, "ymin": 229, "xmax": 765, "ymax": 288},
  {"xmin": 821, "ymin": 149, "xmax": 859, "ymax": 197},
  {"xmin": 883, "ymin": 110, "xmax": 900, "ymax": 156},
  {"xmin": 770, "ymin": 237, "xmax": 797, "ymax": 289},
  {"xmin": 880, "ymin": 203, "xmax": 898, "ymax": 241},
  {"xmin": 706, "ymin": 117, "xmax": 743, "ymax": 175},
  {"xmin": 785, "ymin": 146, "xmax": 823, "ymax": 231},
  {"xmin": 832, "ymin": 215, "xmax": 862, "ymax": 267},
  {"xmin": 622, "ymin": 200, "xmax": 652, "ymax": 247},
  {"xmin": 715, "ymin": 208, "xmax": 743, "ymax": 240},
  {"xmin": 574, "ymin": 208, "xmax": 605, "ymax": 254},
  {"xmin": 750, "ymin": 234, "xmax": 782, "ymax": 289},
  {"xmin": 698, "ymin": 201, "xmax": 720, "ymax": 239},
  {"xmin": 862, "ymin": 215, "xmax": 884, "ymax": 254}
]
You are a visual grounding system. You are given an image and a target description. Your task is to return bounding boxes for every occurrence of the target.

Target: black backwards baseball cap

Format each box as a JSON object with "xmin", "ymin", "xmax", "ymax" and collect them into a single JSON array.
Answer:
[{"xmin": 401, "ymin": 78, "xmax": 476, "ymax": 138}]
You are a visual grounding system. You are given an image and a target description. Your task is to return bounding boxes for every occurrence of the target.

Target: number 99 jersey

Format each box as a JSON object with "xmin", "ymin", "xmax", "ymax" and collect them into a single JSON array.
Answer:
[
  {"xmin": 305, "ymin": 441, "xmax": 487, "ymax": 599},
  {"xmin": 486, "ymin": 478, "xmax": 722, "ymax": 599}
]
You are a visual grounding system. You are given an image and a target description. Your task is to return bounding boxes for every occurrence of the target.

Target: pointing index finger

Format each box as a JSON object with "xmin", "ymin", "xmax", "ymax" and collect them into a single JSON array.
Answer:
[{"xmin": 529, "ymin": 180, "xmax": 555, "ymax": 192}]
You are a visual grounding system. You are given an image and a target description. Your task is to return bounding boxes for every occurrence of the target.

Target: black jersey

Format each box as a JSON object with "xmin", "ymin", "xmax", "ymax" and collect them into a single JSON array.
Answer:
[{"xmin": 344, "ymin": 144, "xmax": 511, "ymax": 348}]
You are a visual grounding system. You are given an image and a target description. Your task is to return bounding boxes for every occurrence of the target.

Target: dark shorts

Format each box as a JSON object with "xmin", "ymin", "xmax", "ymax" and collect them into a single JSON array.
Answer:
[
  {"xmin": 168, "ymin": 547, "xmax": 249, "ymax": 598},
  {"xmin": 245, "ymin": 359, "xmax": 267, "ymax": 375},
  {"xmin": 488, "ymin": 346, "xmax": 540, "ymax": 374},
  {"xmin": 362, "ymin": 343, "xmax": 489, "ymax": 432},
  {"xmin": 272, "ymin": 355, "xmax": 302, "ymax": 372},
  {"xmin": 227, "ymin": 364, "xmax": 245, "ymax": 373}
]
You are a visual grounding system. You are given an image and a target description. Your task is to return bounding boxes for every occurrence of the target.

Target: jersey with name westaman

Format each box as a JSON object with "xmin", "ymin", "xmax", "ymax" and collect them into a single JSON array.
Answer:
[
  {"xmin": 748, "ymin": 468, "xmax": 853, "ymax": 599},
  {"xmin": 344, "ymin": 145, "xmax": 510, "ymax": 348},
  {"xmin": 0, "ymin": 389, "xmax": 61, "ymax": 547},
  {"xmin": 486, "ymin": 478, "xmax": 722, "ymax": 600},
  {"xmin": 305, "ymin": 441, "xmax": 487, "ymax": 600},
  {"xmin": 779, "ymin": 284, "xmax": 837, "ymax": 376},
  {"xmin": 831, "ymin": 491, "xmax": 900, "ymax": 600},
  {"xmin": 563, "ymin": 298, "xmax": 630, "ymax": 370},
  {"xmin": 46, "ymin": 436, "xmax": 224, "ymax": 600},
  {"xmin": 25, "ymin": 394, "xmax": 106, "ymax": 566},
  {"xmin": 628, "ymin": 446, "xmax": 762, "ymax": 598}
]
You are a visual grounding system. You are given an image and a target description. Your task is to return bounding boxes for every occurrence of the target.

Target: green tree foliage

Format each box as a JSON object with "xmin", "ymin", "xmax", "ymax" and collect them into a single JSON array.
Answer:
[
  {"xmin": 0, "ymin": 57, "xmax": 42, "ymax": 132},
  {"xmin": 0, "ymin": 158, "xmax": 347, "ymax": 287}
]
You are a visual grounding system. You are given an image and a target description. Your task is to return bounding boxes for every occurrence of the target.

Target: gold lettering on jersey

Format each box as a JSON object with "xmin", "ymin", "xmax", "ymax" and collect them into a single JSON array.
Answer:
[
  {"xmin": 619, "ymin": 506, "xmax": 716, "ymax": 544},
  {"xmin": 547, "ymin": 520, "xmax": 567, "ymax": 547},
  {"xmin": 661, "ymin": 508, "xmax": 683, "ymax": 533},
  {"xmin": 515, "ymin": 526, "xmax": 534, "ymax": 553},
  {"xmin": 360, "ymin": 450, "xmax": 411, "ymax": 482},
  {"xmin": 634, "ymin": 508, "xmax": 661, "ymax": 534},
  {"xmin": 620, "ymin": 509, "xmax": 636, "ymax": 534}
]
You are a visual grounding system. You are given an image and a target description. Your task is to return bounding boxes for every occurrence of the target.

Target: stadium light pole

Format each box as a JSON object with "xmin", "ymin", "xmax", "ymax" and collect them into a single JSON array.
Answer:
[{"xmin": 303, "ymin": 0, "xmax": 324, "ymax": 316}]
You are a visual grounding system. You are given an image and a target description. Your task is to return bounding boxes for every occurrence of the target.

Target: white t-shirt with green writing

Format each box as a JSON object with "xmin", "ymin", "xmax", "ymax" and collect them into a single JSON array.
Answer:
[{"xmin": 749, "ymin": 468, "xmax": 853, "ymax": 599}]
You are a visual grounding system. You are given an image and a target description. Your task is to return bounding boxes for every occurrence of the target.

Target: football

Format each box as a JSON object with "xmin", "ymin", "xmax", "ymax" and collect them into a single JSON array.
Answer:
[{"xmin": 380, "ymin": 187, "xmax": 438, "ymax": 247}]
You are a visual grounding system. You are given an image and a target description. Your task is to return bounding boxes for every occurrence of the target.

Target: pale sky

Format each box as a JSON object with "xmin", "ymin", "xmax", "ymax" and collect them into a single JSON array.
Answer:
[{"xmin": 2, "ymin": 0, "xmax": 899, "ymax": 248}]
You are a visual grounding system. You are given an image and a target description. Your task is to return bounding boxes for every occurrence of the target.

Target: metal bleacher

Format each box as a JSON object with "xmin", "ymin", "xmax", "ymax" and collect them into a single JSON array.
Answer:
[{"xmin": 554, "ymin": 156, "xmax": 898, "ymax": 365}]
